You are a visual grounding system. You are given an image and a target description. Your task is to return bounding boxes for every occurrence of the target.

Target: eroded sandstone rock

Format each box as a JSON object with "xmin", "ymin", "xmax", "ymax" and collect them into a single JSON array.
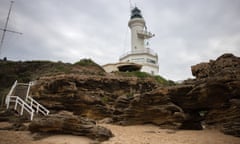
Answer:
[
  {"xmin": 115, "ymin": 88, "xmax": 186, "ymax": 127},
  {"xmin": 31, "ymin": 74, "xmax": 158, "ymax": 120},
  {"xmin": 28, "ymin": 111, "xmax": 113, "ymax": 141},
  {"xmin": 190, "ymin": 53, "xmax": 240, "ymax": 136}
]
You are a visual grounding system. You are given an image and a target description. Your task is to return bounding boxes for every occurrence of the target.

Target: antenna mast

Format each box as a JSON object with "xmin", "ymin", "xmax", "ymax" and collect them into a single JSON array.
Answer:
[{"xmin": 0, "ymin": 0, "xmax": 22, "ymax": 58}]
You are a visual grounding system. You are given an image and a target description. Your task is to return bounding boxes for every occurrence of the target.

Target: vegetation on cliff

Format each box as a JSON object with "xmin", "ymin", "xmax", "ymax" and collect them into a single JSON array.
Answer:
[{"xmin": 0, "ymin": 58, "xmax": 170, "ymax": 106}]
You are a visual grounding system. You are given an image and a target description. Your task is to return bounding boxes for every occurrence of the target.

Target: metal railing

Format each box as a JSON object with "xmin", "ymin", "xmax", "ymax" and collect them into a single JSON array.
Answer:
[
  {"xmin": 26, "ymin": 96, "xmax": 49, "ymax": 116},
  {"xmin": 137, "ymin": 30, "xmax": 155, "ymax": 39},
  {"xmin": 5, "ymin": 80, "xmax": 50, "ymax": 120},
  {"xmin": 119, "ymin": 48, "xmax": 158, "ymax": 60},
  {"xmin": 6, "ymin": 96, "xmax": 35, "ymax": 120},
  {"xmin": 5, "ymin": 80, "xmax": 18, "ymax": 105}
]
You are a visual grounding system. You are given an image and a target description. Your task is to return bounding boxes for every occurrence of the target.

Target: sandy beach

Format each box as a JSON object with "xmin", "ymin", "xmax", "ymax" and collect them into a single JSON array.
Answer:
[{"xmin": 1, "ymin": 122, "xmax": 240, "ymax": 144}]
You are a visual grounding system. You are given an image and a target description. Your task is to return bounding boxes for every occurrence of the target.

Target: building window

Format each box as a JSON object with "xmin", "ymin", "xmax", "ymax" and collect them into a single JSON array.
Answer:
[
  {"xmin": 147, "ymin": 58, "xmax": 156, "ymax": 64},
  {"xmin": 132, "ymin": 58, "xmax": 144, "ymax": 62}
]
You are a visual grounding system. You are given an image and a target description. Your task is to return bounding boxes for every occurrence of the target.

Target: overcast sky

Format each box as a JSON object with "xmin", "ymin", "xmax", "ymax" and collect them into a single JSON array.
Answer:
[{"xmin": 0, "ymin": 0, "xmax": 239, "ymax": 81}]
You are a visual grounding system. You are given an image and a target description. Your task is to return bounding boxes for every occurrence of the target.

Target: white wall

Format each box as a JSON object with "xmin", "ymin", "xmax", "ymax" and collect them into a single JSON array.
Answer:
[
  {"xmin": 120, "ymin": 53, "xmax": 159, "ymax": 75},
  {"xmin": 102, "ymin": 64, "xmax": 118, "ymax": 73}
]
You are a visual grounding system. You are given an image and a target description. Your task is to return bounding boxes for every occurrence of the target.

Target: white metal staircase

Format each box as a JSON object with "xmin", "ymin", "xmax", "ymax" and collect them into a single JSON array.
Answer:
[{"xmin": 5, "ymin": 80, "xmax": 49, "ymax": 120}]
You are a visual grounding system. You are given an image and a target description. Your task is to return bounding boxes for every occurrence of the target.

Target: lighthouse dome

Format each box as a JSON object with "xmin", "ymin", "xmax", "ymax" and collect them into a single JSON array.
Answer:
[{"xmin": 130, "ymin": 7, "xmax": 143, "ymax": 19}]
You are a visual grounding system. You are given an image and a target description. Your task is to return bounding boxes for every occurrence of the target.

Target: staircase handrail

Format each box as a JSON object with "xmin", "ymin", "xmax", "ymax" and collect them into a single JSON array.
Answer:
[
  {"xmin": 5, "ymin": 80, "xmax": 18, "ymax": 105},
  {"xmin": 7, "ymin": 96, "xmax": 35, "ymax": 120},
  {"xmin": 5, "ymin": 80, "xmax": 49, "ymax": 120},
  {"xmin": 26, "ymin": 82, "xmax": 32, "ymax": 98},
  {"xmin": 26, "ymin": 96, "xmax": 50, "ymax": 116},
  {"xmin": 7, "ymin": 80, "xmax": 18, "ymax": 96}
]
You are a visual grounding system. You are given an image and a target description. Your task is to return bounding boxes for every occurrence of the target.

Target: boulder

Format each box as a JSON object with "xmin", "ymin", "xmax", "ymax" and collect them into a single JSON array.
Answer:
[{"xmin": 28, "ymin": 111, "xmax": 113, "ymax": 141}]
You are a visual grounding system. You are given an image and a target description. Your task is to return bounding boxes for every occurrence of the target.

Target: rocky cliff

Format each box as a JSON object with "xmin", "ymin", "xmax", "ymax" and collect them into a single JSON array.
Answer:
[
  {"xmin": 30, "ymin": 53, "xmax": 240, "ymax": 137},
  {"xmin": 1, "ymin": 54, "xmax": 240, "ymax": 138},
  {"xmin": 31, "ymin": 74, "xmax": 158, "ymax": 115},
  {"xmin": 185, "ymin": 54, "xmax": 240, "ymax": 135}
]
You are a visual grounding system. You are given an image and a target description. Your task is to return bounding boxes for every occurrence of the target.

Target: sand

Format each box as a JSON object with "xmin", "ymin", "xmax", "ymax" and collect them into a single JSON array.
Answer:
[
  {"xmin": 101, "ymin": 124, "xmax": 240, "ymax": 144},
  {"xmin": 0, "ymin": 122, "xmax": 240, "ymax": 144}
]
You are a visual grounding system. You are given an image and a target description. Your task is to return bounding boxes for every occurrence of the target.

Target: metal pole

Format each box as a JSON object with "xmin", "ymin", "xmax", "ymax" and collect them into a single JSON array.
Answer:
[{"xmin": 0, "ymin": 1, "xmax": 14, "ymax": 58}]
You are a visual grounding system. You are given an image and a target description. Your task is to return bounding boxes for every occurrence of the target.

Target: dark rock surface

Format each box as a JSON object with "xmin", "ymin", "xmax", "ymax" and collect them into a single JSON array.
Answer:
[
  {"xmin": 191, "ymin": 53, "xmax": 240, "ymax": 79},
  {"xmin": 31, "ymin": 75, "xmax": 184, "ymax": 127},
  {"xmin": 28, "ymin": 111, "xmax": 113, "ymax": 141},
  {"xmin": 190, "ymin": 54, "xmax": 240, "ymax": 136},
  {"xmin": 114, "ymin": 88, "xmax": 185, "ymax": 127},
  {"xmin": 167, "ymin": 54, "xmax": 240, "ymax": 133},
  {"xmin": 179, "ymin": 112, "xmax": 203, "ymax": 130},
  {"xmin": 31, "ymin": 74, "xmax": 158, "ymax": 120}
]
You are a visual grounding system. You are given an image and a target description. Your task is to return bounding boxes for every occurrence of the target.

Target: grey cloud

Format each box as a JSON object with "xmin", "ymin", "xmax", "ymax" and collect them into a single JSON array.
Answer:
[{"xmin": 0, "ymin": 0, "xmax": 239, "ymax": 81}]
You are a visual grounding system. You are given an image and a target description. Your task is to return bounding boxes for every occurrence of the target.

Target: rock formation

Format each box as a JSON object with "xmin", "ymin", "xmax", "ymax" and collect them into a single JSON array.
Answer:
[
  {"xmin": 29, "ymin": 53, "xmax": 240, "ymax": 137},
  {"xmin": 29, "ymin": 111, "xmax": 113, "ymax": 141},
  {"xmin": 189, "ymin": 54, "xmax": 240, "ymax": 135},
  {"xmin": 113, "ymin": 88, "xmax": 185, "ymax": 127},
  {"xmin": 31, "ymin": 74, "xmax": 159, "ymax": 119},
  {"xmin": 31, "ymin": 74, "xmax": 185, "ymax": 127},
  {"xmin": 2, "ymin": 53, "xmax": 240, "ymax": 138},
  {"xmin": 137, "ymin": 53, "xmax": 240, "ymax": 132}
]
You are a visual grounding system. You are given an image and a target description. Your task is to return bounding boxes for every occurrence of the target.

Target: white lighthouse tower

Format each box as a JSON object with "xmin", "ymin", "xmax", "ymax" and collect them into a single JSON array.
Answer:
[{"xmin": 119, "ymin": 7, "xmax": 159, "ymax": 75}]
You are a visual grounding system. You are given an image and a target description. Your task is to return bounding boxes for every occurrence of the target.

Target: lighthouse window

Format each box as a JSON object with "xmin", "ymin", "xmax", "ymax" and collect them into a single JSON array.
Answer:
[
  {"xmin": 132, "ymin": 58, "xmax": 144, "ymax": 62},
  {"xmin": 147, "ymin": 58, "xmax": 156, "ymax": 64}
]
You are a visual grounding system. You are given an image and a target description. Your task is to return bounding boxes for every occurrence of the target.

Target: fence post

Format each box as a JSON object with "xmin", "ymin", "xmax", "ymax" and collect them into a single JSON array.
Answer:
[
  {"xmin": 37, "ymin": 105, "xmax": 39, "ymax": 114},
  {"xmin": 20, "ymin": 102, "xmax": 24, "ymax": 115},
  {"xmin": 6, "ymin": 96, "xmax": 9, "ymax": 109},
  {"xmin": 14, "ymin": 97, "xmax": 18, "ymax": 110},
  {"xmin": 30, "ymin": 111, "xmax": 34, "ymax": 121}
]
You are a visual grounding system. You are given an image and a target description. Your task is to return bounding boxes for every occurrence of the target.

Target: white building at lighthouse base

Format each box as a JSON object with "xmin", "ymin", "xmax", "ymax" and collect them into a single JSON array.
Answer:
[{"xmin": 119, "ymin": 48, "xmax": 159, "ymax": 75}]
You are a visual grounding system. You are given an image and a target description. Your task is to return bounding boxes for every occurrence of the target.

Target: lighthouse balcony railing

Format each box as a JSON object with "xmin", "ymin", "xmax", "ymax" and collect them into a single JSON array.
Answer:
[
  {"xmin": 120, "ymin": 48, "xmax": 157, "ymax": 60},
  {"xmin": 137, "ymin": 30, "xmax": 155, "ymax": 39}
]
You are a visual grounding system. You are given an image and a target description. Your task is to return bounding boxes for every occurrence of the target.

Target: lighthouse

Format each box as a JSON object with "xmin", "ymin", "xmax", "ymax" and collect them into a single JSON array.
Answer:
[{"xmin": 119, "ymin": 7, "xmax": 159, "ymax": 75}]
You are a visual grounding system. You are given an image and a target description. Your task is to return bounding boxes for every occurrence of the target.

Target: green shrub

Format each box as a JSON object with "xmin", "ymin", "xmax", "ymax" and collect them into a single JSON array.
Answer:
[
  {"xmin": 74, "ymin": 59, "xmax": 99, "ymax": 67},
  {"xmin": 115, "ymin": 71, "xmax": 175, "ymax": 86},
  {"xmin": 119, "ymin": 71, "xmax": 150, "ymax": 78}
]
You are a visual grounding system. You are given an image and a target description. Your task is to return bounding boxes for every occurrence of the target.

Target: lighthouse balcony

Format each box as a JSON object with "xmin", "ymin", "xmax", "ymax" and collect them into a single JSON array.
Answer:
[
  {"xmin": 137, "ymin": 30, "xmax": 155, "ymax": 39},
  {"xmin": 119, "ymin": 48, "xmax": 158, "ymax": 61}
]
